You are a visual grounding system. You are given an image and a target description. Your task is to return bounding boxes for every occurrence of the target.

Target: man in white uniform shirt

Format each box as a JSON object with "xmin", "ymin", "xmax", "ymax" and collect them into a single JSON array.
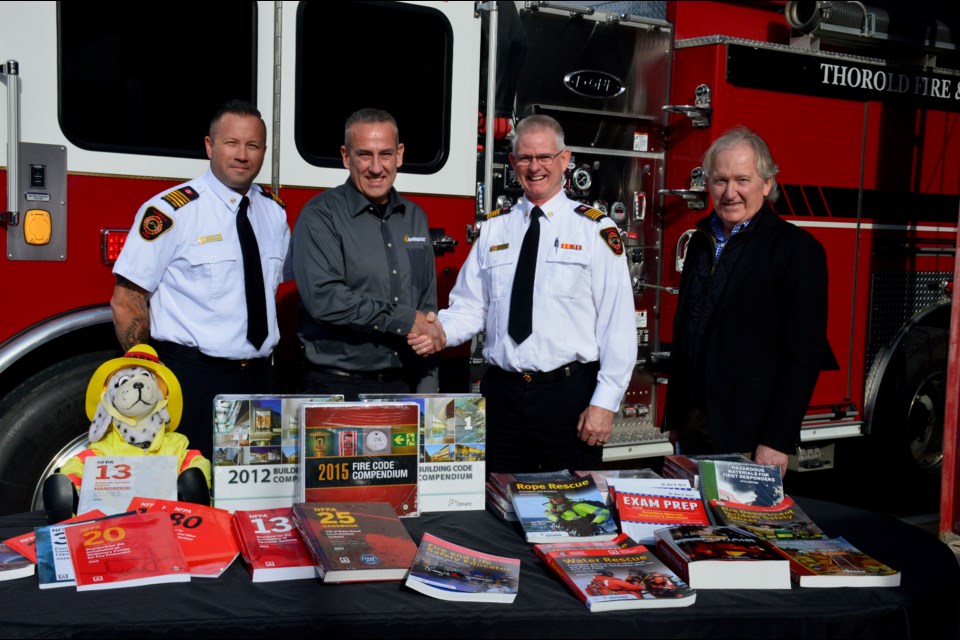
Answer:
[
  {"xmin": 412, "ymin": 114, "xmax": 635, "ymax": 473},
  {"xmin": 111, "ymin": 100, "xmax": 291, "ymax": 457}
]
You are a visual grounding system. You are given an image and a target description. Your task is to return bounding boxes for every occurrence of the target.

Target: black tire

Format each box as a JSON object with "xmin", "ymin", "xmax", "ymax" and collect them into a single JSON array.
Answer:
[
  {"xmin": 0, "ymin": 350, "xmax": 120, "ymax": 515},
  {"xmin": 866, "ymin": 326, "xmax": 945, "ymax": 512}
]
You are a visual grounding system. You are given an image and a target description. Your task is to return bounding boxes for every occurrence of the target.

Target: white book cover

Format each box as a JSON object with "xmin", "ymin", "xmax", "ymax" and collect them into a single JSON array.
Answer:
[
  {"xmin": 76, "ymin": 455, "xmax": 178, "ymax": 516},
  {"xmin": 360, "ymin": 394, "xmax": 486, "ymax": 512},
  {"xmin": 212, "ymin": 395, "xmax": 342, "ymax": 512}
]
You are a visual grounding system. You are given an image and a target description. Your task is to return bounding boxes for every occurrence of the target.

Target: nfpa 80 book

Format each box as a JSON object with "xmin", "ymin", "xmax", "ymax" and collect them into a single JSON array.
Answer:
[{"xmin": 299, "ymin": 402, "xmax": 420, "ymax": 517}]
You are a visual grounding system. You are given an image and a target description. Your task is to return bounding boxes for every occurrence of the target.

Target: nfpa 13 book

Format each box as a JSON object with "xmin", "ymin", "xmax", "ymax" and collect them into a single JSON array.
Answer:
[
  {"xmin": 232, "ymin": 507, "xmax": 318, "ymax": 582},
  {"xmin": 299, "ymin": 402, "xmax": 419, "ymax": 517}
]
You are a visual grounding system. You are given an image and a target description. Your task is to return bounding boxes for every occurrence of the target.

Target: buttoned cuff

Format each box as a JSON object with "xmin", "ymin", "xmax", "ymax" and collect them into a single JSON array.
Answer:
[
  {"xmin": 383, "ymin": 305, "xmax": 416, "ymax": 337},
  {"xmin": 590, "ymin": 383, "xmax": 624, "ymax": 414}
]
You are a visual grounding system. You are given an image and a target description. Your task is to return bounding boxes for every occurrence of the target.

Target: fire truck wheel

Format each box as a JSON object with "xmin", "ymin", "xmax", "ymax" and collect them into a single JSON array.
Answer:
[
  {"xmin": 870, "ymin": 326, "xmax": 946, "ymax": 503},
  {"xmin": 0, "ymin": 350, "xmax": 120, "ymax": 515}
]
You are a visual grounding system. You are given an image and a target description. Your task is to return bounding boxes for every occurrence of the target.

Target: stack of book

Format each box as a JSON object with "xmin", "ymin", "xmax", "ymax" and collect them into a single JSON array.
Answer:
[{"xmin": 486, "ymin": 470, "xmax": 575, "ymax": 522}]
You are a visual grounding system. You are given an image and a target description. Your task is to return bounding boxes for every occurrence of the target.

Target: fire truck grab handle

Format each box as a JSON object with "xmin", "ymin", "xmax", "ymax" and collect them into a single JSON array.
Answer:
[
  {"xmin": 1, "ymin": 60, "xmax": 21, "ymax": 226},
  {"xmin": 676, "ymin": 229, "xmax": 696, "ymax": 273}
]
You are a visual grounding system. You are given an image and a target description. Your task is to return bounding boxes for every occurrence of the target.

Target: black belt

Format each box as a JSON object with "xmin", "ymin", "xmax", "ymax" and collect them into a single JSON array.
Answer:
[
  {"xmin": 489, "ymin": 360, "xmax": 597, "ymax": 384},
  {"xmin": 306, "ymin": 363, "xmax": 404, "ymax": 383},
  {"xmin": 153, "ymin": 340, "xmax": 268, "ymax": 370}
]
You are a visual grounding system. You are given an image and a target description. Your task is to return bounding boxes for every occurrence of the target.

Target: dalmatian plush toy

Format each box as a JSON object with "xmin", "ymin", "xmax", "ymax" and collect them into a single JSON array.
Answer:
[{"xmin": 43, "ymin": 345, "xmax": 211, "ymax": 522}]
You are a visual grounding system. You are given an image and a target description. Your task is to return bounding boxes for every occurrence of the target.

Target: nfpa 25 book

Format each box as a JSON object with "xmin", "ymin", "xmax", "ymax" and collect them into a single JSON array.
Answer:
[
  {"xmin": 299, "ymin": 402, "xmax": 419, "ymax": 517},
  {"xmin": 291, "ymin": 501, "xmax": 417, "ymax": 583}
]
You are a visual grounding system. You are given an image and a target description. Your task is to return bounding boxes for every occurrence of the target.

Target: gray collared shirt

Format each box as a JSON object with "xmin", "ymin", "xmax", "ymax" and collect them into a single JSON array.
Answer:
[{"xmin": 291, "ymin": 178, "xmax": 438, "ymax": 390}]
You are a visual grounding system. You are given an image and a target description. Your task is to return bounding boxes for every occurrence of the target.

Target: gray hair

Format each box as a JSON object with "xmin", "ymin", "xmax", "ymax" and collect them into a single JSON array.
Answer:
[
  {"xmin": 702, "ymin": 126, "xmax": 780, "ymax": 202},
  {"xmin": 512, "ymin": 114, "xmax": 565, "ymax": 153},
  {"xmin": 344, "ymin": 108, "xmax": 399, "ymax": 148}
]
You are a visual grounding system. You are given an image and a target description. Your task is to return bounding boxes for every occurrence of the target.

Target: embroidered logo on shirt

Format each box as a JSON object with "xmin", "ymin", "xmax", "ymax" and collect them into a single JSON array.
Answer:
[
  {"xmin": 560, "ymin": 243, "xmax": 582, "ymax": 251},
  {"xmin": 599, "ymin": 227, "xmax": 623, "ymax": 256},
  {"xmin": 489, "ymin": 243, "xmax": 510, "ymax": 252},
  {"xmin": 139, "ymin": 206, "xmax": 174, "ymax": 241},
  {"xmin": 403, "ymin": 235, "xmax": 427, "ymax": 243},
  {"xmin": 197, "ymin": 233, "xmax": 223, "ymax": 245},
  {"xmin": 161, "ymin": 186, "xmax": 200, "ymax": 210}
]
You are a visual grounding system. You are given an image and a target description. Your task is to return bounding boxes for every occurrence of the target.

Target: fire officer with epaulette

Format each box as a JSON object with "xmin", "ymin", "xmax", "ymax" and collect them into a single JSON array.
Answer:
[
  {"xmin": 111, "ymin": 99, "xmax": 291, "ymax": 459},
  {"xmin": 410, "ymin": 114, "xmax": 635, "ymax": 474}
]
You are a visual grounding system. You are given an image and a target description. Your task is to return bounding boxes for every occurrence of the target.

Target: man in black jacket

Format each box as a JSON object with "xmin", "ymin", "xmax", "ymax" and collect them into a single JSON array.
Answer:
[{"xmin": 664, "ymin": 127, "xmax": 829, "ymax": 475}]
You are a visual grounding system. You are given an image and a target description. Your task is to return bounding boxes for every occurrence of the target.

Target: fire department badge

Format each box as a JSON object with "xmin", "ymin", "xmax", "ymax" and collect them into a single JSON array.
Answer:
[
  {"xmin": 600, "ymin": 227, "xmax": 623, "ymax": 256},
  {"xmin": 139, "ymin": 206, "xmax": 174, "ymax": 241}
]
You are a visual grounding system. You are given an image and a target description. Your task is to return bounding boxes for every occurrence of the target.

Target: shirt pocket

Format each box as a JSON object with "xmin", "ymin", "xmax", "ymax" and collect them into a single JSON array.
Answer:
[
  {"xmin": 480, "ymin": 246, "xmax": 516, "ymax": 301},
  {"xmin": 406, "ymin": 244, "xmax": 430, "ymax": 301},
  {"xmin": 187, "ymin": 243, "xmax": 237, "ymax": 299},
  {"xmin": 545, "ymin": 248, "xmax": 591, "ymax": 299}
]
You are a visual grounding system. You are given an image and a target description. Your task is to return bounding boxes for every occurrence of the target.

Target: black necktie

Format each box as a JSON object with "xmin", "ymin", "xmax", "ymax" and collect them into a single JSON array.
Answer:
[
  {"xmin": 236, "ymin": 195, "xmax": 268, "ymax": 350},
  {"xmin": 508, "ymin": 206, "xmax": 543, "ymax": 344}
]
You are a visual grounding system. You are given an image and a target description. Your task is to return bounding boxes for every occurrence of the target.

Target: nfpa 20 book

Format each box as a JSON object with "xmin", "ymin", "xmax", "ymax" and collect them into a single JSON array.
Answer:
[{"xmin": 299, "ymin": 402, "xmax": 419, "ymax": 517}]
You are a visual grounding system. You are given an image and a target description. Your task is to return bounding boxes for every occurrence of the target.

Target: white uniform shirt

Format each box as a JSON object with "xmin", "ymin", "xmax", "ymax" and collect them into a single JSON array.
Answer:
[
  {"xmin": 439, "ymin": 191, "xmax": 635, "ymax": 412},
  {"xmin": 114, "ymin": 169, "xmax": 291, "ymax": 359}
]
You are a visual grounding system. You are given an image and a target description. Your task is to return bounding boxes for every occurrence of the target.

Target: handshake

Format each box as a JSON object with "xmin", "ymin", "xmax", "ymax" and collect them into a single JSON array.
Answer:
[{"xmin": 407, "ymin": 310, "xmax": 446, "ymax": 357}]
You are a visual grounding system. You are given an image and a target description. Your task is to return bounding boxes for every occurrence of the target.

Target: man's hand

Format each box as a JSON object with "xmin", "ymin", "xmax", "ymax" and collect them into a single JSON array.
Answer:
[
  {"xmin": 754, "ymin": 444, "xmax": 789, "ymax": 477},
  {"xmin": 577, "ymin": 405, "xmax": 614, "ymax": 447},
  {"xmin": 408, "ymin": 310, "xmax": 445, "ymax": 357}
]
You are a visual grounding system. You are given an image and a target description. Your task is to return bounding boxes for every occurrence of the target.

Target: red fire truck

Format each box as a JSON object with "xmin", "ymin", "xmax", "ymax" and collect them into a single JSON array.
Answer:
[{"xmin": 1, "ymin": 1, "xmax": 958, "ymax": 519}]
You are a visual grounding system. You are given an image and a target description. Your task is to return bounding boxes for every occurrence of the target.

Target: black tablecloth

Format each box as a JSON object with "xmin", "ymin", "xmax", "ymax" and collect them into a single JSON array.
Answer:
[{"xmin": 0, "ymin": 497, "xmax": 957, "ymax": 639}]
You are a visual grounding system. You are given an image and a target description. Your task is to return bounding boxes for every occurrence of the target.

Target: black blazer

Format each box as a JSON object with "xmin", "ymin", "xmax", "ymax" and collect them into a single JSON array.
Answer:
[{"xmin": 665, "ymin": 205, "xmax": 829, "ymax": 454}]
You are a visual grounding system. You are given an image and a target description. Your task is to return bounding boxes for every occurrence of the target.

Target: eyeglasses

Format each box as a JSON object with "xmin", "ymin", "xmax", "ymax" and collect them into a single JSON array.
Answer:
[{"xmin": 513, "ymin": 150, "xmax": 565, "ymax": 167}]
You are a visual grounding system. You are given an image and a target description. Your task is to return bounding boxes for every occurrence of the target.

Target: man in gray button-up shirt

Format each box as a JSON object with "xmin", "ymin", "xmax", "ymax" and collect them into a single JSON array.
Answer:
[{"xmin": 291, "ymin": 108, "xmax": 442, "ymax": 399}]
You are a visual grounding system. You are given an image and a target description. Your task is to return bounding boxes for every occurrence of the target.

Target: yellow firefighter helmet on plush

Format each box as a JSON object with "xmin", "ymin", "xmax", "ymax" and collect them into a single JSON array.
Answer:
[{"xmin": 52, "ymin": 345, "xmax": 211, "ymax": 513}]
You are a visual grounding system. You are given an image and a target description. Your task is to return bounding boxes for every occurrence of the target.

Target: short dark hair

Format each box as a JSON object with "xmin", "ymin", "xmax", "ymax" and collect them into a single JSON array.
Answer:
[
  {"xmin": 209, "ymin": 99, "xmax": 263, "ymax": 137},
  {"xmin": 344, "ymin": 108, "xmax": 399, "ymax": 148}
]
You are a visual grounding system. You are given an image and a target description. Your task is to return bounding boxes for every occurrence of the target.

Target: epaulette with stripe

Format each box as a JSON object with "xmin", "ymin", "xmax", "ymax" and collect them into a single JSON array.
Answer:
[
  {"xmin": 574, "ymin": 203, "xmax": 606, "ymax": 222},
  {"xmin": 486, "ymin": 205, "xmax": 512, "ymax": 220},
  {"xmin": 161, "ymin": 186, "xmax": 200, "ymax": 210},
  {"xmin": 260, "ymin": 188, "xmax": 286, "ymax": 209}
]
